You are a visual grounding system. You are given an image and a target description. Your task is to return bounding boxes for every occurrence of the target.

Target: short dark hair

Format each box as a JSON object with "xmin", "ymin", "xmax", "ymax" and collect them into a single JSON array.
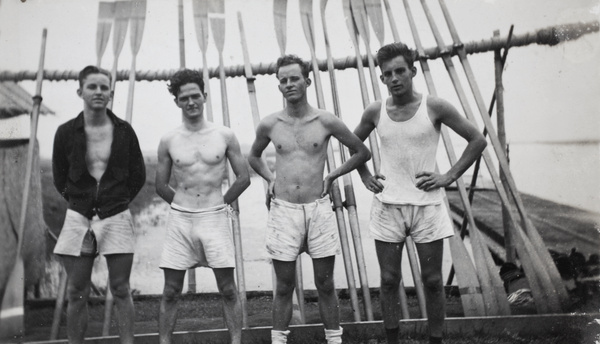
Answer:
[
  {"xmin": 276, "ymin": 54, "xmax": 310, "ymax": 79},
  {"xmin": 78, "ymin": 65, "xmax": 111, "ymax": 88},
  {"xmin": 168, "ymin": 69, "xmax": 205, "ymax": 98},
  {"xmin": 376, "ymin": 42, "xmax": 417, "ymax": 68}
]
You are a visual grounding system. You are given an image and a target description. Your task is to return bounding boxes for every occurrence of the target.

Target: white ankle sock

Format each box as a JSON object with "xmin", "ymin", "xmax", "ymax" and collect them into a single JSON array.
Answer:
[
  {"xmin": 325, "ymin": 327, "xmax": 343, "ymax": 344},
  {"xmin": 271, "ymin": 329, "xmax": 290, "ymax": 344}
]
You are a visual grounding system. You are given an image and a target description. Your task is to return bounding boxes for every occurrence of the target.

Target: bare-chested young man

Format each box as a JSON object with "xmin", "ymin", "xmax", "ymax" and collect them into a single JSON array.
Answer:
[
  {"xmin": 52, "ymin": 65, "xmax": 146, "ymax": 344},
  {"xmin": 353, "ymin": 43, "xmax": 487, "ymax": 344},
  {"xmin": 248, "ymin": 55, "xmax": 371, "ymax": 344},
  {"xmin": 155, "ymin": 69, "xmax": 250, "ymax": 344}
]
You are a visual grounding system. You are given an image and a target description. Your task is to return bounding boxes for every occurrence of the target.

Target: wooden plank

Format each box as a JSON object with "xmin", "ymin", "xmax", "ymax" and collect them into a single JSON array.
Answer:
[
  {"xmin": 191, "ymin": 0, "xmax": 214, "ymax": 121},
  {"xmin": 96, "ymin": 2, "xmax": 115, "ymax": 67}
]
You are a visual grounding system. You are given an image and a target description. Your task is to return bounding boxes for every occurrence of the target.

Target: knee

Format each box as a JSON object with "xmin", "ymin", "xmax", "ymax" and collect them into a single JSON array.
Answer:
[
  {"xmin": 380, "ymin": 270, "xmax": 401, "ymax": 293},
  {"xmin": 275, "ymin": 278, "xmax": 295, "ymax": 297},
  {"xmin": 421, "ymin": 273, "xmax": 443, "ymax": 293},
  {"xmin": 219, "ymin": 282, "xmax": 238, "ymax": 302},
  {"xmin": 67, "ymin": 283, "xmax": 91, "ymax": 302},
  {"xmin": 109, "ymin": 281, "xmax": 131, "ymax": 300},
  {"xmin": 162, "ymin": 283, "xmax": 183, "ymax": 303},
  {"xmin": 315, "ymin": 275, "xmax": 335, "ymax": 295}
]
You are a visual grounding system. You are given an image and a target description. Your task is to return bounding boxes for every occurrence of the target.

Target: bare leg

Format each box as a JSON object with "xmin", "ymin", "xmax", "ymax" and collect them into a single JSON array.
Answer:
[
  {"xmin": 106, "ymin": 253, "xmax": 135, "ymax": 344},
  {"xmin": 213, "ymin": 268, "xmax": 242, "ymax": 344},
  {"xmin": 158, "ymin": 268, "xmax": 186, "ymax": 344},
  {"xmin": 272, "ymin": 259, "xmax": 297, "ymax": 331},
  {"xmin": 375, "ymin": 240, "xmax": 404, "ymax": 344},
  {"xmin": 415, "ymin": 239, "xmax": 445, "ymax": 339},
  {"xmin": 62, "ymin": 255, "xmax": 95, "ymax": 344},
  {"xmin": 312, "ymin": 256, "xmax": 340, "ymax": 330}
]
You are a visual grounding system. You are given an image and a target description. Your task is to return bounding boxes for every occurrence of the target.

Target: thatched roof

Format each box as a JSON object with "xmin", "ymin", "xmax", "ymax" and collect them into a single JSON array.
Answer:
[{"xmin": 0, "ymin": 82, "xmax": 54, "ymax": 119}]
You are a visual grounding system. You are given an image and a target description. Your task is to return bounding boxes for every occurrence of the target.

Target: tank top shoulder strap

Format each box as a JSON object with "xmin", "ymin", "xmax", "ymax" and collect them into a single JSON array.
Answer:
[{"xmin": 376, "ymin": 97, "xmax": 390, "ymax": 129}]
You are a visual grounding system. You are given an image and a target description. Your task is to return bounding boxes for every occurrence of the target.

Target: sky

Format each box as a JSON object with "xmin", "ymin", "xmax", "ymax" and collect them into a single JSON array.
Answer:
[{"xmin": 0, "ymin": 0, "xmax": 599, "ymax": 211}]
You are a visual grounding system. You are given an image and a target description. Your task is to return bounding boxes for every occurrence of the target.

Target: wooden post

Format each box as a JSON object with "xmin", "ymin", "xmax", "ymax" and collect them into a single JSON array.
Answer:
[{"xmin": 494, "ymin": 30, "xmax": 515, "ymax": 263}]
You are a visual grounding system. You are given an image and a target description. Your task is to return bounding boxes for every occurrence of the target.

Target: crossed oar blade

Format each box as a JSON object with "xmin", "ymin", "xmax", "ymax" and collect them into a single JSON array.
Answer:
[
  {"xmin": 96, "ymin": 2, "xmax": 115, "ymax": 67},
  {"xmin": 273, "ymin": 0, "xmax": 288, "ymax": 55}
]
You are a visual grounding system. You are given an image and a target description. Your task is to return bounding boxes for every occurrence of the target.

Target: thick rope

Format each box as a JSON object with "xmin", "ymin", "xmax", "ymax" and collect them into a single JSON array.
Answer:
[{"xmin": 1, "ymin": 21, "xmax": 597, "ymax": 82}]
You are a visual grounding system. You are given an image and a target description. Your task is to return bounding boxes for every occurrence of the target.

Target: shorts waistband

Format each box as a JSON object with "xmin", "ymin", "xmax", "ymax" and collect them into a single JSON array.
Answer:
[
  {"xmin": 271, "ymin": 195, "xmax": 330, "ymax": 210},
  {"xmin": 171, "ymin": 203, "xmax": 227, "ymax": 214}
]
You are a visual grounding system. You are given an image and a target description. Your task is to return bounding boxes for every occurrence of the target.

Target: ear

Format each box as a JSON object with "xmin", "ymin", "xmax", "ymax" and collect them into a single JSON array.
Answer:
[
  {"xmin": 380, "ymin": 74, "xmax": 384, "ymax": 83},
  {"xmin": 77, "ymin": 88, "xmax": 82, "ymax": 98},
  {"xmin": 305, "ymin": 78, "xmax": 312, "ymax": 87},
  {"xmin": 411, "ymin": 66, "xmax": 417, "ymax": 77}
]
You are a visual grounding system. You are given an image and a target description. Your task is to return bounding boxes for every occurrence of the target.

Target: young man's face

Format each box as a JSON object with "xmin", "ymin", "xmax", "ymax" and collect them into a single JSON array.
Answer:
[
  {"xmin": 78, "ymin": 73, "xmax": 112, "ymax": 110},
  {"xmin": 175, "ymin": 83, "xmax": 206, "ymax": 119},
  {"xmin": 277, "ymin": 63, "xmax": 310, "ymax": 103},
  {"xmin": 379, "ymin": 55, "xmax": 416, "ymax": 97}
]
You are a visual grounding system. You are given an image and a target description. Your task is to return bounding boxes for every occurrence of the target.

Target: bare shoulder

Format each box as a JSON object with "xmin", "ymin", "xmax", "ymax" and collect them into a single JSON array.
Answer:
[
  {"xmin": 426, "ymin": 95, "xmax": 458, "ymax": 117},
  {"xmin": 363, "ymin": 100, "xmax": 383, "ymax": 122},
  {"xmin": 256, "ymin": 110, "xmax": 282, "ymax": 134},
  {"xmin": 158, "ymin": 126, "xmax": 181, "ymax": 146},
  {"xmin": 316, "ymin": 109, "xmax": 340, "ymax": 126}
]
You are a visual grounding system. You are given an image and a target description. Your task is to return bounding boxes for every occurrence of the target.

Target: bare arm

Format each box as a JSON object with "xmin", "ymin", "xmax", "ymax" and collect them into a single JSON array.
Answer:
[
  {"xmin": 415, "ymin": 97, "xmax": 487, "ymax": 191},
  {"xmin": 322, "ymin": 113, "xmax": 371, "ymax": 196},
  {"xmin": 223, "ymin": 130, "xmax": 251, "ymax": 205},
  {"xmin": 248, "ymin": 120, "xmax": 276, "ymax": 207},
  {"xmin": 351, "ymin": 102, "xmax": 385, "ymax": 193},
  {"xmin": 155, "ymin": 137, "xmax": 175, "ymax": 204}
]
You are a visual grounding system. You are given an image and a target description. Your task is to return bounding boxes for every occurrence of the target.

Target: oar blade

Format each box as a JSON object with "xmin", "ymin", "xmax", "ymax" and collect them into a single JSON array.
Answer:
[
  {"xmin": 350, "ymin": 0, "xmax": 369, "ymax": 42},
  {"xmin": 273, "ymin": 0, "xmax": 288, "ymax": 55},
  {"xmin": 299, "ymin": 0, "xmax": 315, "ymax": 49},
  {"xmin": 112, "ymin": 1, "xmax": 132, "ymax": 57},
  {"xmin": 342, "ymin": 0, "xmax": 360, "ymax": 47},
  {"xmin": 129, "ymin": 0, "xmax": 147, "ymax": 56},
  {"xmin": 208, "ymin": 0, "xmax": 226, "ymax": 53},
  {"xmin": 364, "ymin": 0, "xmax": 385, "ymax": 44},
  {"xmin": 96, "ymin": 2, "xmax": 115, "ymax": 65},
  {"xmin": 192, "ymin": 0, "xmax": 210, "ymax": 53}
]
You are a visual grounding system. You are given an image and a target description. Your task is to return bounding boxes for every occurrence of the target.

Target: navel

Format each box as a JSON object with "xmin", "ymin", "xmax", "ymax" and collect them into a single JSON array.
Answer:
[
  {"xmin": 277, "ymin": 144, "xmax": 282, "ymax": 149},
  {"xmin": 313, "ymin": 143, "xmax": 318, "ymax": 147}
]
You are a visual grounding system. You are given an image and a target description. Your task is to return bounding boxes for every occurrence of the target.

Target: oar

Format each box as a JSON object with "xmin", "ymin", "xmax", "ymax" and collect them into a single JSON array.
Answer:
[
  {"xmin": 178, "ymin": 0, "xmax": 198, "ymax": 295},
  {"xmin": 273, "ymin": 0, "xmax": 307, "ymax": 324},
  {"xmin": 103, "ymin": 2, "xmax": 131, "ymax": 335},
  {"xmin": 448, "ymin": 26, "xmax": 515, "ymax": 286},
  {"xmin": 208, "ymin": 0, "xmax": 248, "ymax": 328},
  {"xmin": 0, "ymin": 28, "xmax": 47, "ymax": 339},
  {"xmin": 96, "ymin": 2, "xmax": 115, "ymax": 67},
  {"xmin": 348, "ymin": 0, "xmax": 426, "ymax": 318},
  {"xmin": 192, "ymin": 0, "xmax": 214, "ymax": 121},
  {"xmin": 125, "ymin": 0, "xmax": 147, "ymax": 124},
  {"xmin": 417, "ymin": 0, "xmax": 558, "ymax": 313},
  {"xmin": 436, "ymin": 0, "xmax": 569, "ymax": 309},
  {"xmin": 319, "ymin": 0, "xmax": 368, "ymax": 323},
  {"xmin": 178, "ymin": 0, "xmax": 186, "ymax": 68},
  {"xmin": 395, "ymin": 0, "xmax": 496, "ymax": 315},
  {"xmin": 107, "ymin": 1, "xmax": 131, "ymax": 111},
  {"xmin": 381, "ymin": 0, "xmax": 399, "ymax": 43}
]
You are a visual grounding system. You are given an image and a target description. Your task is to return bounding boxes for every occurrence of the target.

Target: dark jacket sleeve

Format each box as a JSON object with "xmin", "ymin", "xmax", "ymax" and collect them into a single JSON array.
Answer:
[
  {"xmin": 52, "ymin": 125, "xmax": 69, "ymax": 201},
  {"xmin": 127, "ymin": 126, "xmax": 146, "ymax": 200}
]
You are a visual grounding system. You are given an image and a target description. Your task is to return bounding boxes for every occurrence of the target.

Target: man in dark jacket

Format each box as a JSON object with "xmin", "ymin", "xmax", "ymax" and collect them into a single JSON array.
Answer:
[{"xmin": 52, "ymin": 65, "xmax": 145, "ymax": 344}]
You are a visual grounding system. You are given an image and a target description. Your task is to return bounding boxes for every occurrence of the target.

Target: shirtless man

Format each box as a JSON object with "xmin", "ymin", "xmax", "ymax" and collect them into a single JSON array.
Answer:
[
  {"xmin": 52, "ymin": 65, "xmax": 146, "ymax": 344},
  {"xmin": 156, "ymin": 69, "xmax": 250, "ymax": 344},
  {"xmin": 248, "ymin": 55, "xmax": 371, "ymax": 344},
  {"xmin": 353, "ymin": 43, "xmax": 487, "ymax": 344}
]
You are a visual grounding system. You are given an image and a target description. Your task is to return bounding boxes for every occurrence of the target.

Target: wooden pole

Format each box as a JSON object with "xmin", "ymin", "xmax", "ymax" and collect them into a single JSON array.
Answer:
[
  {"xmin": 178, "ymin": 0, "xmax": 198, "ymax": 295},
  {"xmin": 192, "ymin": 0, "xmax": 214, "ymax": 121},
  {"xmin": 319, "ymin": 0, "xmax": 364, "ymax": 322},
  {"xmin": 0, "ymin": 28, "xmax": 47, "ymax": 339},
  {"xmin": 436, "ymin": 0, "xmax": 568, "ymax": 309},
  {"xmin": 96, "ymin": 2, "xmax": 115, "ymax": 68},
  {"xmin": 493, "ymin": 30, "xmax": 516, "ymax": 264},
  {"xmin": 208, "ymin": 0, "xmax": 248, "ymax": 327},
  {"xmin": 107, "ymin": 1, "xmax": 131, "ymax": 111}
]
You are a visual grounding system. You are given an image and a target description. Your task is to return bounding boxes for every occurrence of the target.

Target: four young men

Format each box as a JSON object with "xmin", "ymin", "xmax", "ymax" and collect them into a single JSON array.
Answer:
[{"xmin": 52, "ymin": 41, "xmax": 486, "ymax": 344}]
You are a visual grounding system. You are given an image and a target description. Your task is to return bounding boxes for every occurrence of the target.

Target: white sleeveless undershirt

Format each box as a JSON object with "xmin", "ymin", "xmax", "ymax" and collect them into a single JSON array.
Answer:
[{"xmin": 375, "ymin": 95, "xmax": 443, "ymax": 205}]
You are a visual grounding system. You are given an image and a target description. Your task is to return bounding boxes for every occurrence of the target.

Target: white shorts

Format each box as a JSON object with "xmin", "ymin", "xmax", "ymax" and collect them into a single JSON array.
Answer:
[
  {"xmin": 266, "ymin": 196, "xmax": 341, "ymax": 261},
  {"xmin": 369, "ymin": 197, "xmax": 454, "ymax": 244},
  {"xmin": 159, "ymin": 203, "xmax": 235, "ymax": 270},
  {"xmin": 54, "ymin": 209, "xmax": 135, "ymax": 256}
]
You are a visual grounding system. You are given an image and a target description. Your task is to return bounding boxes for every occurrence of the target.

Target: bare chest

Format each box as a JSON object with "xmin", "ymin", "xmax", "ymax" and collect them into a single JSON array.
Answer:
[
  {"xmin": 169, "ymin": 133, "xmax": 228, "ymax": 168},
  {"xmin": 270, "ymin": 120, "xmax": 329, "ymax": 155},
  {"xmin": 85, "ymin": 125, "xmax": 113, "ymax": 167}
]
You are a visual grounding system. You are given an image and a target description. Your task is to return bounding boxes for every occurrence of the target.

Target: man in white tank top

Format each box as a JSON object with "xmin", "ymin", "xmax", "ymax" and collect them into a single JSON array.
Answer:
[{"xmin": 352, "ymin": 43, "xmax": 487, "ymax": 344}]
